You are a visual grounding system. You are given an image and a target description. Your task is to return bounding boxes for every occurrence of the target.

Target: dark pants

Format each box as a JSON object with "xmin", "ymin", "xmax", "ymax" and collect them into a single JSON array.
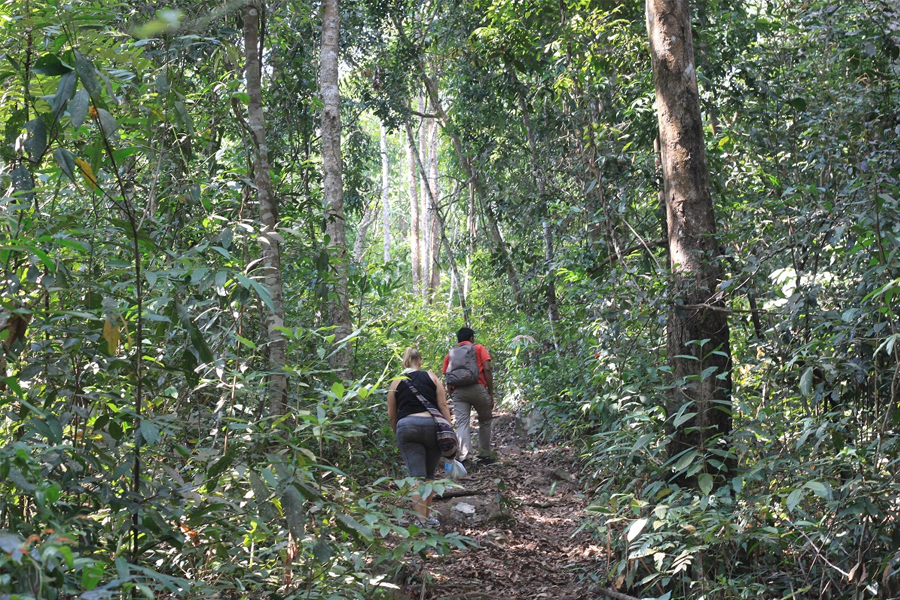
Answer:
[{"xmin": 396, "ymin": 416, "xmax": 440, "ymax": 480}]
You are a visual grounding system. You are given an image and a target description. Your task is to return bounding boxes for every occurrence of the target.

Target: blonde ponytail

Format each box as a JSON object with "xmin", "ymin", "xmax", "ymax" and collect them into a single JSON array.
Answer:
[{"xmin": 401, "ymin": 347, "xmax": 422, "ymax": 370}]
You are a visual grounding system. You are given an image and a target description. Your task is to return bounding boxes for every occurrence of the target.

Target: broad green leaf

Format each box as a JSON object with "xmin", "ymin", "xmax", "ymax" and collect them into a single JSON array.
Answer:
[
  {"xmin": 626, "ymin": 517, "xmax": 647, "ymax": 542},
  {"xmin": 96, "ymin": 108, "xmax": 118, "ymax": 139},
  {"xmin": 10, "ymin": 166, "xmax": 34, "ymax": 201},
  {"xmin": 53, "ymin": 147, "xmax": 77, "ymax": 182},
  {"xmin": 673, "ymin": 411, "xmax": 697, "ymax": 428},
  {"xmin": 799, "ymin": 367, "xmax": 813, "ymax": 397},
  {"xmin": 24, "ymin": 118, "xmax": 47, "ymax": 160},
  {"xmin": 69, "ymin": 89, "xmax": 90, "ymax": 128},
  {"xmin": 336, "ymin": 513, "xmax": 373, "ymax": 541},
  {"xmin": 139, "ymin": 420, "xmax": 159, "ymax": 445},
  {"xmin": 33, "ymin": 54, "xmax": 72, "ymax": 76},
  {"xmin": 74, "ymin": 51, "xmax": 105, "ymax": 109},
  {"xmin": 786, "ymin": 487, "xmax": 803, "ymax": 513},
  {"xmin": 52, "ymin": 71, "xmax": 77, "ymax": 120},
  {"xmin": 698, "ymin": 473, "xmax": 713, "ymax": 495},
  {"xmin": 671, "ymin": 449, "xmax": 698, "ymax": 472},
  {"xmin": 804, "ymin": 481, "xmax": 830, "ymax": 498},
  {"xmin": 282, "ymin": 486, "xmax": 306, "ymax": 539}
]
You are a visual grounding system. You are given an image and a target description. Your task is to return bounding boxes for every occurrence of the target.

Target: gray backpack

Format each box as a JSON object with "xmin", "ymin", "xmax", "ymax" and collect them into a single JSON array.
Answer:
[{"xmin": 445, "ymin": 343, "xmax": 480, "ymax": 387}]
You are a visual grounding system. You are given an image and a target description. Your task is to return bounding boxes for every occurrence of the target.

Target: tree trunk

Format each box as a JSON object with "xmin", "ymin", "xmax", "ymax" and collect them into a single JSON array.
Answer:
[
  {"xmin": 352, "ymin": 204, "xmax": 376, "ymax": 264},
  {"xmin": 465, "ymin": 181, "xmax": 475, "ymax": 299},
  {"xmin": 381, "ymin": 122, "xmax": 390, "ymax": 263},
  {"xmin": 405, "ymin": 117, "xmax": 422, "ymax": 290},
  {"xmin": 419, "ymin": 95, "xmax": 431, "ymax": 291},
  {"xmin": 243, "ymin": 1, "xmax": 288, "ymax": 415},
  {"xmin": 427, "ymin": 115, "xmax": 441, "ymax": 300},
  {"xmin": 320, "ymin": 0, "xmax": 351, "ymax": 372},
  {"xmin": 647, "ymin": 0, "xmax": 733, "ymax": 483}
]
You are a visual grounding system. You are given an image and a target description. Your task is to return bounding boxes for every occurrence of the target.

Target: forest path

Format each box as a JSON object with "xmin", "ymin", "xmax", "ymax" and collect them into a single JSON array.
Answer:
[{"xmin": 420, "ymin": 413, "xmax": 608, "ymax": 600}]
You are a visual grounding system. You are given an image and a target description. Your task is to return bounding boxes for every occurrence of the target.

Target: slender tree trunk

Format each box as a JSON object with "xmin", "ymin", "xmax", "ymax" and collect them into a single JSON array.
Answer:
[
  {"xmin": 320, "ymin": 0, "xmax": 351, "ymax": 372},
  {"xmin": 418, "ymin": 95, "xmax": 431, "ymax": 291},
  {"xmin": 465, "ymin": 181, "xmax": 475, "ymax": 299},
  {"xmin": 647, "ymin": 0, "xmax": 733, "ymax": 483},
  {"xmin": 352, "ymin": 204, "xmax": 376, "ymax": 263},
  {"xmin": 244, "ymin": 1, "xmax": 288, "ymax": 415},
  {"xmin": 381, "ymin": 122, "xmax": 390, "ymax": 263},
  {"xmin": 405, "ymin": 118, "xmax": 422, "ymax": 290},
  {"xmin": 427, "ymin": 116, "xmax": 441, "ymax": 300}
]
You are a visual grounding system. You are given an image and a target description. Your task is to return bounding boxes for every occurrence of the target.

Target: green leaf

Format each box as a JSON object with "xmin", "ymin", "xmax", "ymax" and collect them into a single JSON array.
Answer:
[
  {"xmin": 32, "ymin": 54, "xmax": 72, "ymax": 76},
  {"xmin": 787, "ymin": 97, "xmax": 807, "ymax": 111},
  {"xmin": 52, "ymin": 71, "xmax": 77, "ymax": 120},
  {"xmin": 698, "ymin": 473, "xmax": 713, "ymax": 495},
  {"xmin": 96, "ymin": 108, "xmax": 118, "ymax": 139},
  {"xmin": 799, "ymin": 367, "xmax": 813, "ymax": 397},
  {"xmin": 235, "ymin": 273, "xmax": 274, "ymax": 312},
  {"xmin": 336, "ymin": 513, "xmax": 373, "ymax": 541},
  {"xmin": 804, "ymin": 481, "xmax": 830, "ymax": 498},
  {"xmin": 626, "ymin": 518, "xmax": 647, "ymax": 542},
  {"xmin": 282, "ymin": 486, "xmax": 306, "ymax": 539},
  {"xmin": 671, "ymin": 449, "xmax": 698, "ymax": 472},
  {"xmin": 631, "ymin": 433, "xmax": 654, "ymax": 453},
  {"xmin": 81, "ymin": 562, "xmax": 104, "ymax": 591},
  {"xmin": 74, "ymin": 51, "xmax": 106, "ymax": 109},
  {"xmin": 673, "ymin": 411, "xmax": 697, "ymax": 428},
  {"xmin": 10, "ymin": 166, "xmax": 34, "ymax": 201},
  {"xmin": 786, "ymin": 487, "xmax": 804, "ymax": 513},
  {"xmin": 53, "ymin": 147, "xmax": 77, "ymax": 182},
  {"xmin": 24, "ymin": 118, "xmax": 47, "ymax": 160},
  {"xmin": 69, "ymin": 89, "xmax": 90, "ymax": 128},
  {"xmin": 139, "ymin": 420, "xmax": 159, "ymax": 445}
]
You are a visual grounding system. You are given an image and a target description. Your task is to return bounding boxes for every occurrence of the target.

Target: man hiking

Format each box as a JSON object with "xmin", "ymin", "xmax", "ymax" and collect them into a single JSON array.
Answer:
[{"xmin": 442, "ymin": 327, "xmax": 495, "ymax": 465}]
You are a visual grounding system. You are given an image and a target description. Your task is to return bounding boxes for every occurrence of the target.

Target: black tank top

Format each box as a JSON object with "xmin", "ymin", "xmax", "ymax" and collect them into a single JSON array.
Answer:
[{"xmin": 396, "ymin": 370, "xmax": 438, "ymax": 419}]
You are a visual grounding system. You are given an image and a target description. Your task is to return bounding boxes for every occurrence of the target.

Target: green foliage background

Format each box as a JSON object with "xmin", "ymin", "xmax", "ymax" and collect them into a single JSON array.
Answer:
[{"xmin": 1, "ymin": 0, "xmax": 899, "ymax": 598}]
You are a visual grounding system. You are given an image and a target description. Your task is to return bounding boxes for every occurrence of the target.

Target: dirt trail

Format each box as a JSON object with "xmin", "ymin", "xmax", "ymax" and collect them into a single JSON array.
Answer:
[{"xmin": 419, "ymin": 413, "xmax": 609, "ymax": 600}]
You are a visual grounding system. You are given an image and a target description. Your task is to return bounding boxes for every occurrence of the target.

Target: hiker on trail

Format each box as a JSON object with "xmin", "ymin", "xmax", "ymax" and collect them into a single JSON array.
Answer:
[
  {"xmin": 442, "ymin": 327, "xmax": 495, "ymax": 466},
  {"xmin": 387, "ymin": 347, "xmax": 451, "ymax": 526}
]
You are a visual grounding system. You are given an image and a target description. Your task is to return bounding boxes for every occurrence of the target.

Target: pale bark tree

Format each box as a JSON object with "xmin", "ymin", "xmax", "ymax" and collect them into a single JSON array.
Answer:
[
  {"xmin": 418, "ymin": 95, "xmax": 432, "ymax": 291},
  {"xmin": 243, "ymin": 1, "xmax": 288, "ymax": 415},
  {"xmin": 647, "ymin": 0, "xmax": 733, "ymax": 482},
  {"xmin": 352, "ymin": 204, "xmax": 376, "ymax": 264},
  {"xmin": 464, "ymin": 181, "xmax": 475, "ymax": 299},
  {"xmin": 427, "ymin": 116, "xmax": 441, "ymax": 300},
  {"xmin": 320, "ymin": 0, "xmax": 351, "ymax": 371},
  {"xmin": 405, "ymin": 119, "xmax": 422, "ymax": 289},
  {"xmin": 381, "ymin": 122, "xmax": 390, "ymax": 263}
]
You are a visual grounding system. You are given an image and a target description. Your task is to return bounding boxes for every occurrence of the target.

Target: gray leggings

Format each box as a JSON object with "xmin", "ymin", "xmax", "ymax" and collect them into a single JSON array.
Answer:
[{"xmin": 396, "ymin": 416, "xmax": 440, "ymax": 480}]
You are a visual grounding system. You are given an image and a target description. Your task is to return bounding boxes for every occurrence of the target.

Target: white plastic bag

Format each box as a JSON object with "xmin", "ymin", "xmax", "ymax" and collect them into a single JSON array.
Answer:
[{"xmin": 445, "ymin": 458, "xmax": 468, "ymax": 481}]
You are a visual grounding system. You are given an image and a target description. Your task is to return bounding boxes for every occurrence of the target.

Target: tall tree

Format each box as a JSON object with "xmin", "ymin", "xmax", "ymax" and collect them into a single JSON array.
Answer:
[
  {"xmin": 381, "ymin": 122, "xmax": 391, "ymax": 262},
  {"xmin": 646, "ymin": 0, "xmax": 733, "ymax": 481},
  {"xmin": 244, "ymin": 0, "xmax": 288, "ymax": 414},
  {"xmin": 427, "ymin": 116, "xmax": 441, "ymax": 299},
  {"xmin": 321, "ymin": 0, "xmax": 352, "ymax": 371},
  {"xmin": 405, "ymin": 118, "xmax": 423, "ymax": 289}
]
